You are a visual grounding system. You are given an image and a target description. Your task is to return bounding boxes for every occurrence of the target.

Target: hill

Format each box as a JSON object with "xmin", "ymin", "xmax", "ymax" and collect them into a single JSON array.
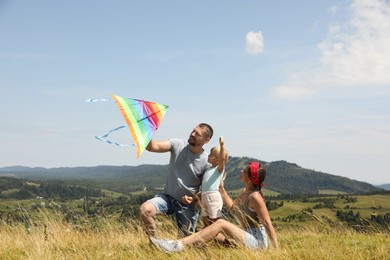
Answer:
[
  {"xmin": 376, "ymin": 183, "xmax": 390, "ymax": 190},
  {"xmin": 223, "ymin": 158, "xmax": 381, "ymax": 194},
  {"xmin": 0, "ymin": 157, "xmax": 383, "ymax": 195}
]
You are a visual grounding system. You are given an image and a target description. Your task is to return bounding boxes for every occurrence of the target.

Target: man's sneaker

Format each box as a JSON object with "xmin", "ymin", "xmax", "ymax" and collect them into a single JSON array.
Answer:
[{"xmin": 149, "ymin": 237, "xmax": 184, "ymax": 253}]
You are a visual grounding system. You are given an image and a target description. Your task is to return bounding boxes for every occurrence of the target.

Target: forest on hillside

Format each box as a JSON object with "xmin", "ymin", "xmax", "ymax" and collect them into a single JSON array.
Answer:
[{"xmin": 0, "ymin": 157, "xmax": 383, "ymax": 195}]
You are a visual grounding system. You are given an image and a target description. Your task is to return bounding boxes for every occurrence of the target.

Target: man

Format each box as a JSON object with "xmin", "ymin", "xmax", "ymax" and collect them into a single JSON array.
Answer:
[{"xmin": 139, "ymin": 123, "xmax": 213, "ymax": 238}]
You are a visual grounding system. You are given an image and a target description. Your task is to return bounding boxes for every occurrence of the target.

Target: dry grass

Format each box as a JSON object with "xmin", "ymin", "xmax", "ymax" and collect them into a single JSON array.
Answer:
[{"xmin": 0, "ymin": 209, "xmax": 389, "ymax": 260}]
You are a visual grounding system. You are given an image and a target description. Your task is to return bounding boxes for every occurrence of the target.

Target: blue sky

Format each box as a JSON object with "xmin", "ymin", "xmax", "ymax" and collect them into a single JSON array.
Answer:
[{"xmin": 1, "ymin": 0, "xmax": 389, "ymax": 185}]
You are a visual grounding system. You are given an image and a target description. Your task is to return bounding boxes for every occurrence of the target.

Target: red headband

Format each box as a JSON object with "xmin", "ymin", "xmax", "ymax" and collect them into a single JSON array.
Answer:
[{"xmin": 249, "ymin": 162, "xmax": 260, "ymax": 185}]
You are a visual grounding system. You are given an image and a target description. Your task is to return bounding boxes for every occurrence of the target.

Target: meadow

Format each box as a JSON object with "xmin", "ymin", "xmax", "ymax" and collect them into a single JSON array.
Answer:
[
  {"xmin": 1, "ymin": 194, "xmax": 389, "ymax": 259},
  {"xmin": 0, "ymin": 210, "xmax": 388, "ymax": 259}
]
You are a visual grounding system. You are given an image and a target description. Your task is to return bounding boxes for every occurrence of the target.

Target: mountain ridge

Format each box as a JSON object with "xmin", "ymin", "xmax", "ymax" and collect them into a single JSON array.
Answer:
[{"xmin": 0, "ymin": 157, "xmax": 383, "ymax": 195}]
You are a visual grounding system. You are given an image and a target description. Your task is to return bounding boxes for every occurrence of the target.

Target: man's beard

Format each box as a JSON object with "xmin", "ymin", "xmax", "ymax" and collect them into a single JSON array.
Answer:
[{"xmin": 188, "ymin": 136, "xmax": 196, "ymax": 146}]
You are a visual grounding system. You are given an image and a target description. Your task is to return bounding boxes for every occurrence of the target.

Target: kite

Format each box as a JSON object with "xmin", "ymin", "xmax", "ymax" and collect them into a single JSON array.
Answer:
[{"xmin": 88, "ymin": 95, "xmax": 169, "ymax": 158}]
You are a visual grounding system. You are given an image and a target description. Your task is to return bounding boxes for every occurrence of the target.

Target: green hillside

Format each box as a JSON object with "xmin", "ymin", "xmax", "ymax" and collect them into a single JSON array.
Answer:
[
  {"xmin": 224, "ymin": 157, "xmax": 381, "ymax": 194},
  {"xmin": 0, "ymin": 157, "xmax": 383, "ymax": 195}
]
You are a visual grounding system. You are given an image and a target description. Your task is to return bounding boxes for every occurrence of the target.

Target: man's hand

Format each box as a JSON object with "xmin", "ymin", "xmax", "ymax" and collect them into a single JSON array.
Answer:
[{"xmin": 182, "ymin": 195, "xmax": 194, "ymax": 205}]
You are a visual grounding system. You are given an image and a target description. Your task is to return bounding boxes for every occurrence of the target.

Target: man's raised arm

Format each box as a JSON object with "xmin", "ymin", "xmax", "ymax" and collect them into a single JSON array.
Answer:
[{"xmin": 146, "ymin": 139, "xmax": 171, "ymax": 153}]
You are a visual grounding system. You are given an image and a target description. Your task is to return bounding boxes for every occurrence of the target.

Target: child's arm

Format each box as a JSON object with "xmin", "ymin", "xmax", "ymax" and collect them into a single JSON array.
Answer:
[{"xmin": 217, "ymin": 136, "xmax": 226, "ymax": 174}]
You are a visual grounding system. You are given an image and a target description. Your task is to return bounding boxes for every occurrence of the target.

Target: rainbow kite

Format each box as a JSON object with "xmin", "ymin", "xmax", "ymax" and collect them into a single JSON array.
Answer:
[{"xmin": 89, "ymin": 95, "xmax": 169, "ymax": 158}]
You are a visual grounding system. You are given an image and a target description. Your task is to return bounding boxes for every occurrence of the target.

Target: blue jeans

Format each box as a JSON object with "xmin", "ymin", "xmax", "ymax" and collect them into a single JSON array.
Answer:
[
  {"xmin": 243, "ymin": 226, "xmax": 268, "ymax": 249},
  {"xmin": 147, "ymin": 193, "xmax": 199, "ymax": 237}
]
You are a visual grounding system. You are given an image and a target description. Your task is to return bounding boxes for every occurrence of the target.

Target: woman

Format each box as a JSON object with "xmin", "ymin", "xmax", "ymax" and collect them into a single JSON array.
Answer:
[{"xmin": 150, "ymin": 161, "xmax": 279, "ymax": 252}]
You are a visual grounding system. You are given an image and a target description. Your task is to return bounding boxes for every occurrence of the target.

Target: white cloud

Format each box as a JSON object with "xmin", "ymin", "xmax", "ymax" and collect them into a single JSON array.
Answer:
[
  {"xmin": 274, "ymin": 0, "xmax": 390, "ymax": 99},
  {"xmin": 245, "ymin": 31, "xmax": 264, "ymax": 55}
]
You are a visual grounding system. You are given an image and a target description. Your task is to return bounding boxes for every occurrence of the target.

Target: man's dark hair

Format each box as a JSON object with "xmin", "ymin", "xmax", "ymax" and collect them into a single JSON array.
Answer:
[{"xmin": 199, "ymin": 123, "xmax": 213, "ymax": 139}]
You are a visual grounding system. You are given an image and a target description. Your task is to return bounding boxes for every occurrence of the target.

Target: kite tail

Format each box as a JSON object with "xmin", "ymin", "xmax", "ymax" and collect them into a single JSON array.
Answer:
[
  {"xmin": 87, "ymin": 97, "xmax": 133, "ymax": 147},
  {"xmin": 95, "ymin": 126, "xmax": 135, "ymax": 147},
  {"xmin": 85, "ymin": 98, "xmax": 114, "ymax": 102}
]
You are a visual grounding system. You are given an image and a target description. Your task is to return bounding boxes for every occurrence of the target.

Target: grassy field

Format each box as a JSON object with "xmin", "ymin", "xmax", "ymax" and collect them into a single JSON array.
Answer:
[
  {"xmin": 269, "ymin": 194, "xmax": 390, "ymax": 224},
  {"xmin": 101, "ymin": 189, "xmax": 126, "ymax": 198},
  {"xmin": 0, "ymin": 209, "xmax": 389, "ymax": 259},
  {"xmin": 0, "ymin": 193, "xmax": 389, "ymax": 259}
]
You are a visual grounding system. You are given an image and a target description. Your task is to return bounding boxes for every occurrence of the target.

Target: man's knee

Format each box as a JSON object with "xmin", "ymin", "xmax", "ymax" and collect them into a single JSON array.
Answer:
[{"xmin": 140, "ymin": 201, "xmax": 157, "ymax": 217}]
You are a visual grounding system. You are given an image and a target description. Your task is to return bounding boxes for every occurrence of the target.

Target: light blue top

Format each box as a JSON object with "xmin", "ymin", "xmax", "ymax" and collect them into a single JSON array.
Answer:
[{"xmin": 201, "ymin": 165, "xmax": 225, "ymax": 192}]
